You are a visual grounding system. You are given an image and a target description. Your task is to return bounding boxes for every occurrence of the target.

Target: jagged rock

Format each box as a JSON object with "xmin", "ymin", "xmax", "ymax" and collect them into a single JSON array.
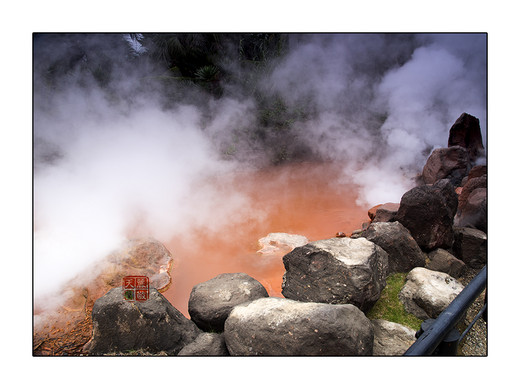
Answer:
[
  {"xmin": 89, "ymin": 287, "xmax": 201, "ymax": 355},
  {"xmin": 257, "ymin": 232, "xmax": 309, "ymax": 254},
  {"xmin": 371, "ymin": 319, "xmax": 416, "ymax": 356},
  {"xmin": 394, "ymin": 185, "xmax": 455, "ymax": 251},
  {"xmin": 281, "ymin": 237, "xmax": 388, "ymax": 312},
  {"xmin": 224, "ymin": 297, "xmax": 373, "ymax": 355},
  {"xmin": 188, "ymin": 273, "xmax": 269, "ymax": 332},
  {"xmin": 422, "ymin": 146, "xmax": 471, "ymax": 186},
  {"xmin": 399, "ymin": 268, "xmax": 464, "ymax": 320},
  {"xmin": 452, "ymin": 227, "xmax": 487, "ymax": 269},
  {"xmin": 358, "ymin": 221, "xmax": 425, "ymax": 274},
  {"xmin": 177, "ymin": 332, "xmax": 229, "ymax": 356},
  {"xmin": 426, "ymin": 248, "xmax": 466, "ymax": 278},
  {"xmin": 448, "ymin": 113, "xmax": 485, "ymax": 162}
]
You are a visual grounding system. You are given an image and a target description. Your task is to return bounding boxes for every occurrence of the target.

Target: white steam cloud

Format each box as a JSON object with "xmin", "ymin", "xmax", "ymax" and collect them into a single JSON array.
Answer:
[
  {"xmin": 261, "ymin": 34, "xmax": 486, "ymax": 205},
  {"xmin": 33, "ymin": 33, "xmax": 486, "ymax": 302},
  {"xmin": 34, "ymin": 88, "xmax": 259, "ymax": 300}
]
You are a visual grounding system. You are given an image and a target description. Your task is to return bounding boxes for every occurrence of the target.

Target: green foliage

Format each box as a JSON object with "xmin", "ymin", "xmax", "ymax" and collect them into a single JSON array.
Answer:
[
  {"xmin": 194, "ymin": 65, "xmax": 220, "ymax": 82},
  {"xmin": 367, "ymin": 272, "xmax": 423, "ymax": 331},
  {"xmin": 36, "ymin": 33, "xmax": 306, "ymax": 165}
]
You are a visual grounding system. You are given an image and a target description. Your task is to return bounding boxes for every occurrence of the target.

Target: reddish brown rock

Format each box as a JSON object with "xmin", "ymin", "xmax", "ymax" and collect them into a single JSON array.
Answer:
[
  {"xmin": 456, "ymin": 174, "xmax": 487, "ymax": 232},
  {"xmin": 422, "ymin": 146, "xmax": 470, "ymax": 186},
  {"xmin": 368, "ymin": 204, "xmax": 383, "ymax": 220},
  {"xmin": 468, "ymin": 165, "xmax": 487, "ymax": 180},
  {"xmin": 456, "ymin": 188, "xmax": 487, "ymax": 232},
  {"xmin": 373, "ymin": 203, "xmax": 400, "ymax": 223},
  {"xmin": 458, "ymin": 176, "xmax": 487, "ymax": 212}
]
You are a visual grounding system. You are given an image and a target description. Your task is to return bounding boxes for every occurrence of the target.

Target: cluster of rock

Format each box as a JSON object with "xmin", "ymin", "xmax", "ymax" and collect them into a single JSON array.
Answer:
[{"xmin": 86, "ymin": 113, "xmax": 486, "ymax": 356}]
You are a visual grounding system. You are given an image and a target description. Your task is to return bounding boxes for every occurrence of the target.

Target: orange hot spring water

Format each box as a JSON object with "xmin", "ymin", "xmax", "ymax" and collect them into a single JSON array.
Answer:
[{"xmin": 160, "ymin": 162, "xmax": 370, "ymax": 317}]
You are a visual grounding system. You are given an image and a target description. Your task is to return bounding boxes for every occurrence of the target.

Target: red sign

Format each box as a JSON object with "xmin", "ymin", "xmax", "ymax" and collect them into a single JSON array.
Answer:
[{"xmin": 123, "ymin": 276, "xmax": 149, "ymax": 302}]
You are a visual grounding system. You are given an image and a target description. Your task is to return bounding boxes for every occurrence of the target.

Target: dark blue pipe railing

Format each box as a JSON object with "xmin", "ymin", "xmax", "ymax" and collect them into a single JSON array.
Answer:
[{"xmin": 404, "ymin": 265, "xmax": 487, "ymax": 356}]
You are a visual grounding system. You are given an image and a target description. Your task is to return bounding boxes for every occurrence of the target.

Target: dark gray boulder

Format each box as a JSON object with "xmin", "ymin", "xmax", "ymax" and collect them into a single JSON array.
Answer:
[
  {"xmin": 457, "ymin": 176, "xmax": 486, "ymax": 211},
  {"xmin": 448, "ymin": 113, "xmax": 485, "ymax": 162},
  {"xmin": 394, "ymin": 184, "xmax": 455, "ymax": 251},
  {"xmin": 426, "ymin": 248, "xmax": 466, "ymax": 278},
  {"xmin": 188, "ymin": 273, "xmax": 269, "ymax": 332},
  {"xmin": 432, "ymin": 179, "xmax": 459, "ymax": 219},
  {"xmin": 89, "ymin": 287, "xmax": 201, "ymax": 355},
  {"xmin": 177, "ymin": 332, "xmax": 229, "ymax": 356},
  {"xmin": 224, "ymin": 297, "xmax": 374, "ymax": 355},
  {"xmin": 358, "ymin": 221, "xmax": 426, "ymax": 274},
  {"xmin": 282, "ymin": 237, "xmax": 388, "ymax": 312},
  {"xmin": 452, "ymin": 227, "xmax": 487, "ymax": 268},
  {"xmin": 422, "ymin": 146, "xmax": 470, "ymax": 186}
]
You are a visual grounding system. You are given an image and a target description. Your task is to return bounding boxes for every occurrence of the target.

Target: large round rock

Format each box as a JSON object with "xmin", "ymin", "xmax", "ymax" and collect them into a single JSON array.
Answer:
[
  {"xmin": 89, "ymin": 287, "xmax": 201, "ymax": 355},
  {"xmin": 188, "ymin": 272, "xmax": 269, "ymax": 332},
  {"xmin": 224, "ymin": 297, "xmax": 374, "ymax": 355},
  {"xmin": 281, "ymin": 237, "xmax": 388, "ymax": 312}
]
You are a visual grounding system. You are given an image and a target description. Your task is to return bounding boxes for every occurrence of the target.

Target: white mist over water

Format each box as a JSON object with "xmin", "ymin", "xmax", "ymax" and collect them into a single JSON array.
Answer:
[
  {"xmin": 33, "ymin": 94, "xmax": 260, "ymax": 301},
  {"xmin": 259, "ymin": 34, "xmax": 486, "ymax": 206},
  {"xmin": 33, "ymin": 33, "xmax": 486, "ymax": 304}
]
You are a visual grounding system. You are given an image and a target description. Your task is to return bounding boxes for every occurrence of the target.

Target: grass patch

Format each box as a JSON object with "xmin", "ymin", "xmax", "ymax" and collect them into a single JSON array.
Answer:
[{"xmin": 367, "ymin": 272, "xmax": 423, "ymax": 331}]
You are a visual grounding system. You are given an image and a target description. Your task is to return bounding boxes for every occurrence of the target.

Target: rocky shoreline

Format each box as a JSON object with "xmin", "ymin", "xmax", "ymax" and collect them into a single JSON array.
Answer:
[{"xmin": 45, "ymin": 112, "xmax": 488, "ymax": 356}]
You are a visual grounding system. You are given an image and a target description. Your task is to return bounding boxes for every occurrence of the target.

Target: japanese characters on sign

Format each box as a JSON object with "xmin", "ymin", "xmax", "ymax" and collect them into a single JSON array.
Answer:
[{"xmin": 122, "ymin": 276, "xmax": 149, "ymax": 302}]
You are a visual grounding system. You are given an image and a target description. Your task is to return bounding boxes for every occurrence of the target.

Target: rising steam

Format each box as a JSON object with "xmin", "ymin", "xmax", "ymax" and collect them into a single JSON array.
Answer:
[{"xmin": 33, "ymin": 33, "xmax": 486, "ymax": 304}]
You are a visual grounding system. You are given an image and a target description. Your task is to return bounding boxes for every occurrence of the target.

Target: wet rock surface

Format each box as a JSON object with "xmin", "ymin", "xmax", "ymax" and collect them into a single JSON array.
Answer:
[{"xmin": 257, "ymin": 232, "xmax": 309, "ymax": 254}]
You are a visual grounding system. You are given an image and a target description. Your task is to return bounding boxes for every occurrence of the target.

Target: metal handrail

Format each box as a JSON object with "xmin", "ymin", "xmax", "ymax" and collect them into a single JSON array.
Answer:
[{"xmin": 404, "ymin": 265, "xmax": 487, "ymax": 356}]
